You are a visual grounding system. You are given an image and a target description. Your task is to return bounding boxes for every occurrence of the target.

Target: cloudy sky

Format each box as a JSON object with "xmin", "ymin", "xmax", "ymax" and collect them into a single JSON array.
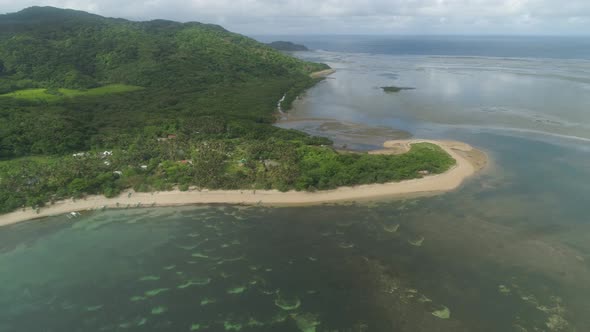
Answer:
[{"xmin": 1, "ymin": 0, "xmax": 589, "ymax": 35}]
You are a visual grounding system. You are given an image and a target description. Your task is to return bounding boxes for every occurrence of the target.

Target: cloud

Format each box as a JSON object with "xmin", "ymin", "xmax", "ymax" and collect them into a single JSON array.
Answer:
[{"xmin": 1, "ymin": 0, "xmax": 590, "ymax": 34}]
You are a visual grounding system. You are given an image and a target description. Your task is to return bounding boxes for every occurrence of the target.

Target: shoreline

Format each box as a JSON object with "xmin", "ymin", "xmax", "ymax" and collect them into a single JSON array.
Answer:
[
  {"xmin": 0, "ymin": 140, "xmax": 487, "ymax": 227},
  {"xmin": 310, "ymin": 69, "xmax": 336, "ymax": 79}
]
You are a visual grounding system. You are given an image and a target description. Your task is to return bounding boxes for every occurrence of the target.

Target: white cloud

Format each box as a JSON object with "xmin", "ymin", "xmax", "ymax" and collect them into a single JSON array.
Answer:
[{"xmin": 1, "ymin": 0, "xmax": 590, "ymax": 34}]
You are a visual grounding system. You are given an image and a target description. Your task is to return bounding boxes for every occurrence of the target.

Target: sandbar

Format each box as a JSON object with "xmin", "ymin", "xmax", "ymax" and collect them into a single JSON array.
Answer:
[
  {"xmin": 0, "ymin": 140, "xmax": 487, "ymax": 227},
  {"xmin": 310, "ymin": 69, "xmax": 336, "ymax": 79}
]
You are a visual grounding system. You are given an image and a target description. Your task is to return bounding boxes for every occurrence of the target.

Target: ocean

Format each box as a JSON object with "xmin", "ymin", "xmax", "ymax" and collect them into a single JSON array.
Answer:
[{"xmin": 1, "ymin": 36, "xmax": 589, "ymax": 331}]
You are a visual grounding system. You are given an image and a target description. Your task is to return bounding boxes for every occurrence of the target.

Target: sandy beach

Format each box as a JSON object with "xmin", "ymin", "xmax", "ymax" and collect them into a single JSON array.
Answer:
[
  {"xmin": 0, "ymin": 140, "xmax": 487, "ymax": 227},
  {"xmin": 310, "ymin": 69, "xmax": 336, "ymax": 79}
]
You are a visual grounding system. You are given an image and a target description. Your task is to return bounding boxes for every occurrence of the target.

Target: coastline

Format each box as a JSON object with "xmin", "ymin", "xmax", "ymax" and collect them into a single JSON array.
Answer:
[
  {"xmin": 310, "ymin": 69, "xmax": 336, "ymax": 79},
  {"xmin": 0, "ymin": 140, "xmax": 487, "ymax": 227}
]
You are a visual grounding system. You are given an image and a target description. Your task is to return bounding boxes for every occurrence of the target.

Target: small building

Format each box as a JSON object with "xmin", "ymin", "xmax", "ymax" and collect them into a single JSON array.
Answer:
[
  {"xmin": 140, "ymin": 165, "xmax": 148, "ymax": 170},
  {"xmin": 418, "ymin": 170, "xmax": 431, "ymax": 176},
  {"xmin": 167, "ymin": 134, "xmax": 177, "ymax": 140},
  {"xmin": 101, "ymin": 151, "xmax": 113, "ymax": 159}
]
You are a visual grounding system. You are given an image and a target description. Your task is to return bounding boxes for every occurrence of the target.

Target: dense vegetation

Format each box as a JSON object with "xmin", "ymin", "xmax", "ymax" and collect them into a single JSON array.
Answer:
[
  {"xmin": 0, "ymin": 7, "xmax": 455, "ymax": 214},
  {"xmin": 0, "ymin": 143, "xmax": 454, "ymax": 213},
  {"xmin": 267, "ymin": 41, "xmax": 309, "ymax": 52}
]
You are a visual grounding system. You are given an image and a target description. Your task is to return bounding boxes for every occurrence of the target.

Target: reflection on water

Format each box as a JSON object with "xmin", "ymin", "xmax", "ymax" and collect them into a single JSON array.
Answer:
[{"xmin": 285, "ymin": 52, "xmax": 590, "ymax": 141}]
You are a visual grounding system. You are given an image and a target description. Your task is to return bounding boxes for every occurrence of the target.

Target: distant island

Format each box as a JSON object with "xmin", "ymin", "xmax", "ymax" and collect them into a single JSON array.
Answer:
[
  {"xmin": 0, "ymin": 7, "xmax": 485, "ymax": 223},
  {"xmin": 382, "ymin": 86, "xmax": 415, "ymax": 93},
  {"xmin": 267, "ymin": 41, "xmax": 309, "ymax": 51}
]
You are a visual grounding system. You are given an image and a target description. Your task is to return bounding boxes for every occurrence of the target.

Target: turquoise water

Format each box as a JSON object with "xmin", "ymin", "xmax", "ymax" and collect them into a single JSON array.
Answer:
[
  {"xmin": 2, "ymin": 40, "xmax": 590, "ymax": 331},
  {"xmin": 2, "ymin": 188, "xmax": 589, "ymax": 331}
]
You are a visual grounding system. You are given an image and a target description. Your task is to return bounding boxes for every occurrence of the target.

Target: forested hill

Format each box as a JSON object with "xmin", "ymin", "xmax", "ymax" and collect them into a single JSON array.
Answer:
[
  {"xmin": 267, "ymin": 41, "xmax": 309, "ymax": 52},
  {"xmin": 0, "ymin": 7, "xmax": 455, "ymax": 214},
  {"xmin": 0, "ymin": 6, "xmax": 326, "ymax": 91},
  {"xmin": 0, "ymin": 6, "xmax": 329, "ymax": 158}
]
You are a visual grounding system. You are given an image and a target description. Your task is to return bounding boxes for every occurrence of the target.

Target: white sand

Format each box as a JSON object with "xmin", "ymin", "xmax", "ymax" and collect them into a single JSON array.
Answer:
[
  {"xmin": 310, "ymin": 69, "xmax": 336, "ymax": 79},
  {"xmin": 0, "ymin": 140, "xmax": 486, "ymax": 227}
]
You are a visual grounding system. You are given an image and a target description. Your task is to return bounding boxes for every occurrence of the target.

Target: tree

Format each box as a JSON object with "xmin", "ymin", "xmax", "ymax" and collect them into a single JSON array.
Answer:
[{"xmin": 68, "ymin": 178, "xmax": 89, "ymax": 197}]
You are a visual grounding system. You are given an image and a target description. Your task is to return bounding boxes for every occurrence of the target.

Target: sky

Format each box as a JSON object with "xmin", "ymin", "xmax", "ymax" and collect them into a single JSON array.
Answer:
[{"xmin": 1, "ymin": 0, "xmax": 590, "ymax": 35}]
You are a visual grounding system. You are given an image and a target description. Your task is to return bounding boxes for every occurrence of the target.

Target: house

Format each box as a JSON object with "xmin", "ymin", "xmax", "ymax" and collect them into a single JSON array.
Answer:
[
  {"xmin": 141, "ymin": 165, "xmax": 148, "ymax": 170},
  {"xmin": 167, "ymin": 134, "xmax": 177, "ymax": 140},
  {"xmin": 418, "ymin": 170, "xmax": 431, "ymax": 176},
  {"xmin": 101, "ymin": 151, "xmax": 113, "ymax": 158}
]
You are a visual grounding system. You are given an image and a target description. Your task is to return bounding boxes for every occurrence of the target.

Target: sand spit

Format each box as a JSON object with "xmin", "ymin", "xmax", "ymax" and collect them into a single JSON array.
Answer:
[
  {"xmin": 0, "ymin": 140, "xmax": 487, "ymax": 227},
  {"xmin": 310, "ymin": 69, "xmax": 336, "ymax": 79}
]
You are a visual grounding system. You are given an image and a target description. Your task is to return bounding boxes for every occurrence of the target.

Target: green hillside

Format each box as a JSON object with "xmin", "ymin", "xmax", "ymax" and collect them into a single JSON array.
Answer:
[
  {"xmin": 0, "ymin": 6, "xmax": 329, "ymax": 156},
  {"xmin": 267, "ymin": 41, "xmax": 309, "ymax": 51},
  {"xmin": 0, "ymin": 7, "xmax": 454, "ymax": 213},
  {"xmin": 0, "ymin": 7, "xmax": 326, "ymax": 91}
]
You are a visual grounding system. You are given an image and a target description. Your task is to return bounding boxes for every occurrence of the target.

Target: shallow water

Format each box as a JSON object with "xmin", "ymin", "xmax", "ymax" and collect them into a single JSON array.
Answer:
[
  {"xmin": 1, "ymin": 185, "xmax": 589, "ymax": 331},
  {"xmin": 279, "ymin": 52, "xmax": 590, "ymax": 143},
  {"xmin": 2, "ymin": 39, "xmax": 590, "ymax": 331}
]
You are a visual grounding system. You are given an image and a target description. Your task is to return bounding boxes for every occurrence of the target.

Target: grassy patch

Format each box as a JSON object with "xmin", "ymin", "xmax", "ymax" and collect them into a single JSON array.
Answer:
[{"xmin": 0, "ymin": 84, "xmax": 144, "ymax": 101}]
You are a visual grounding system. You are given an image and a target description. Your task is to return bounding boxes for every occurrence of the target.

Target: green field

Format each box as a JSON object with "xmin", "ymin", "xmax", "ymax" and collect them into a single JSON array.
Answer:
[{"xmin": 0, "ymin": 84, "xmax": 144, "ymax": 101}]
